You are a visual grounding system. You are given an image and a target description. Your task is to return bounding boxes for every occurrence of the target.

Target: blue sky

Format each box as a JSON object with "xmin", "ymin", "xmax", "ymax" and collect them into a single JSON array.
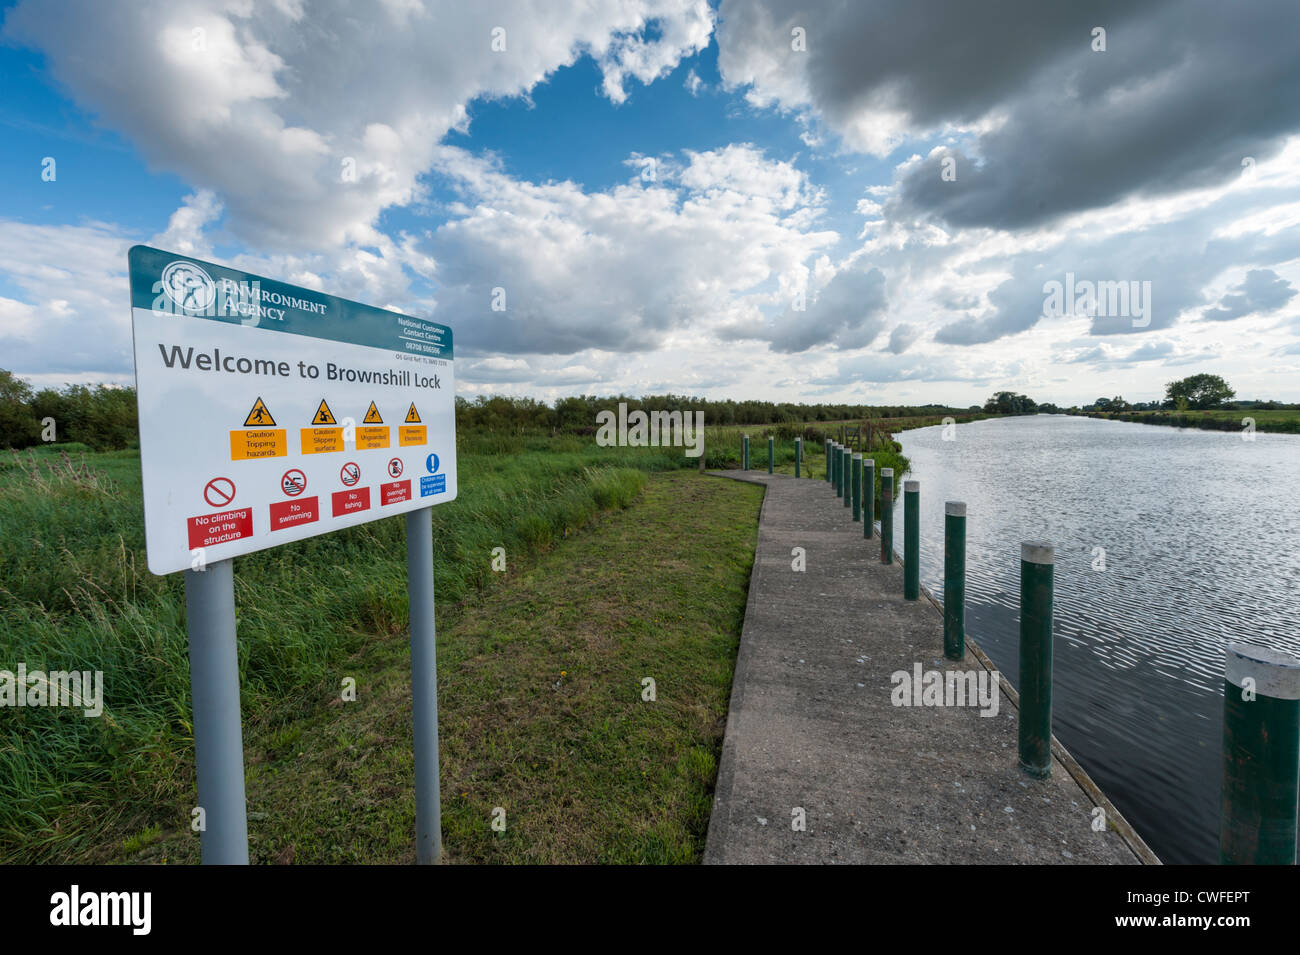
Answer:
[{"xmin": 2, "ymin": 0, "xmax": 1298, "ymax": 405}]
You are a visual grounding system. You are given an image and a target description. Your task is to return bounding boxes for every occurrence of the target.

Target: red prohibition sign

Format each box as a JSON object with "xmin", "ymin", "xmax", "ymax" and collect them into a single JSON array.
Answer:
[
  {"xmin": 387, "ymin": 457, "xmax": 403, "ymax": 478},
  {"xmin": 340, "ymin": 462, "xmax": 361, "ymax": 487},
  {"xmin": 281, "ymin": 468, "xmax": 307, "ymax": 497},
  {"xmin": 203, "ymin": 477, "xmax": 236, "ymax": 508}
]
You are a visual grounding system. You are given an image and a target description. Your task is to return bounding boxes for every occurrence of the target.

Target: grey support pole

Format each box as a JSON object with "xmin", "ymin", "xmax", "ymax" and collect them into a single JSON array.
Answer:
[
  {"xmin": 1018, "ymin": 542, "xmax": 1054, "ymax": 779},
  {"xmin": 943, "ymin": 502, "xmax": 966, "ymax": 661},
  {"xmin": 1220, "ymin": 643, "xmax": 1300, "ymax": 864},
  {"xmin": 862, "ymin": 458, "xmax": 874, "ymax": 539},
  {"xmin": 903, "ymin": 480, "xmax": 919, "ymax": 600},
  {"xmin": 407, "ymin": 507, "xmax": 443, "ymax": 864},
  {"xmin": 184, "ymin": 559, "xmax": 249, "ymax": 865}
]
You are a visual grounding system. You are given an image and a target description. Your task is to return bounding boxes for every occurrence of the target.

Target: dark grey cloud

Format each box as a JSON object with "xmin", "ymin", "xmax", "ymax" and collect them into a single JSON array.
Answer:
[
  {"xmin": 929, "ymin": 181, "xmax": 1300, "ymax": 347},
  {"xmin": 811, "ymin": 352, "xmax": 993, "ymax": 386},
  {"xmin": 890, "ymin": 0, "xmax": 1300, "ymax": 229},
  {"xmin": 1066, "ymin": 346, "xmax": 1107, "ymax": 364},
  {"xmin": 934, "ymin": 262, "xmax": 1050, "ymax": 345},
  {"xmin": 1124, "ymin": 341, "xmax": 1175, "ymax": 362},
  {"xmin": 721, "ymin": 0, "xmax": 1300, "ymax": 230},
  {"xmin": 757, "ymin": 266, "xmax": 888, "ymax": 352},
  {"xmin": 886, "ymin": 322, "xmax": 921, "ymax": 354},
  {"xmin": 1202, "ymin": 269, "xmax": 1297, "ymax": 322}
]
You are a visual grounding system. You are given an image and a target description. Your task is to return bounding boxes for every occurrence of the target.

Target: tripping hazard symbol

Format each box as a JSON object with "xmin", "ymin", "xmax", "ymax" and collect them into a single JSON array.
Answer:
[{"xmin": 243, "ymin": 397, "xmax": 276, "ymax": 427}]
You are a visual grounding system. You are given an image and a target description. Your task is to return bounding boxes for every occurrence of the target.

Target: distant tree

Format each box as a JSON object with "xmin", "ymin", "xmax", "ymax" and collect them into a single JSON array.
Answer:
[
  {"xmin": 0, "ymin": 369, "xmax": 40, "ymax": 448},
  {"xmin": 984, "ymin": 391, "xmax": 1038, "ymax": 415},
  {"xmin": 1164, "ymin": 374, "xmax": 1234, "ymax": 410}
]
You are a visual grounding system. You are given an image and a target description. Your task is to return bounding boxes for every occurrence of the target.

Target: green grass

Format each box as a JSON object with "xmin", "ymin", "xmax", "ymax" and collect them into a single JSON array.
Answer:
[
  {"xmin": 1078, "ymin": 408, "xmax": 1300, "ymax": 433},
  {"xmin": 0, "ymin": 439, "xmax": 764, "ymax": 863}
]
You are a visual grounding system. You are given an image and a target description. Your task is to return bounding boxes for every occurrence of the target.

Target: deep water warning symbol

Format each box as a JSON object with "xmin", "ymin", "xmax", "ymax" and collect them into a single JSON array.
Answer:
[
  {"xmin": 243, "ymin": 396, "xmax": 276, "ymax": 427},
  {"xmin": 312, "ymin": 399, "xmax": 337, "ymax": 425}
]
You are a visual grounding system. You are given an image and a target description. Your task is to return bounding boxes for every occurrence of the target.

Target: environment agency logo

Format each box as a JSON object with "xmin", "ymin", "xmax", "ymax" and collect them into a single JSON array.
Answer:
[{"xmin": 160, "ymin": 259, "xmax": 216, "ymax": 313}]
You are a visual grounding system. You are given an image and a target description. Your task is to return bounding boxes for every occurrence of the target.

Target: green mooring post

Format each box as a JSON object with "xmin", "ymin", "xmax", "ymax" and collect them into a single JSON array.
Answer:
[
  {"xmin": 833, "ymin": 444, "xmax": 842, "ymax": 496},
  {"xmin": 842, "ymin": 450, "xmax": 851, "ymax": 509},
  {"xmin": 742, "ymin": 434, "xmax": 749, "ymax": 470},
  {"xmin": 943, "ymin": 502, "xmax": 966, "ymax": 661},
  {"xmin": 824, "ymin": 438, "xmax": 831, "ymax": 481},
  {"xmin": 851, "ymin": 453, "xmax": 862, "ymax": 521},
  {"xmin": 1018, "ymin": 542, "xmax": 1054, "ymax": 779},
  {"xmin": 863, "ymin": 459, "xmax": 874, "ymax": 539},
  {"xmin": 795, "ymin": 437, "xmax": 802, "ymax": 478},
  {"xmin": 1220, "ymin": 643, "xmax": 1300, "ymax": 864},
  {"xmin": 903, "ymin": 480, "xmax": 919, "ymax": 600},
  {"xmin": 767, "ymin": 435, "xmax": 774, "ymax": 474},
  {"xmin": 879, "ymin": 468, "xmax": 894, "ymax": 563}
]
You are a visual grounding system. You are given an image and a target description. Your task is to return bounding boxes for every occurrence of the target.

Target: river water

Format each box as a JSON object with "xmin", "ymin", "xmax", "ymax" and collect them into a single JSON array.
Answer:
[{"xmin": 895, "ymin": 414, "xmax": 1300, "ymax": 864}]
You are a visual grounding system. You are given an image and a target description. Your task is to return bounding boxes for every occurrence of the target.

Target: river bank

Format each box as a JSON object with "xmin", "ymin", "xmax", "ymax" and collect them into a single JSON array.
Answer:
[{"xmin": 1071, "ymin": 408, "xmax": 1300, "ymax": 434}]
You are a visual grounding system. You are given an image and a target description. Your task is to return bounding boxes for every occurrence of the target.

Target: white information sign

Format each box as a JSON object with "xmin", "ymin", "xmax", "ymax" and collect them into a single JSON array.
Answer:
[{"xmin": 128, "ymin": 245, "xmax": 457, "ymax": 575}]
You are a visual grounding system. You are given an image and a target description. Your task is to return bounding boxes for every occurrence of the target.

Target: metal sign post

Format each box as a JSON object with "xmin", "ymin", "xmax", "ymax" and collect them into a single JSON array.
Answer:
[
  {"xmin": 406, "ymin": 507, "xmax": 442, "ymax": 864},
  {"xmin": 184, "ymin": 559, "xmax": 249, "ymax": 864}
]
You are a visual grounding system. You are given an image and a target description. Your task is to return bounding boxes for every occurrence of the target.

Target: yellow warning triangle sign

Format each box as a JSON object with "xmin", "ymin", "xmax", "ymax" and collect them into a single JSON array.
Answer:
[
  {"xmin": 404, "ymin": 402, "xmax": 422, "ymax": 424},
  {"xmin": 312, "ymin": 399, "xmax": 337, "ymax": 425},
  {"xmin": 243, "ymin": 396, "xmax": 276, "ymax": 427},
  {"xmin": 362, "ymin": 401, "xmax": 383, "ymax": 424}
]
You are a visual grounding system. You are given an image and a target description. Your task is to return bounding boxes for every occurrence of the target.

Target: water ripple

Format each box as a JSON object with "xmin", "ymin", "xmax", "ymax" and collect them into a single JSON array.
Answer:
[{"xmin": 898, "ymin": 415, "xmax": 1300, "ymax": 864}]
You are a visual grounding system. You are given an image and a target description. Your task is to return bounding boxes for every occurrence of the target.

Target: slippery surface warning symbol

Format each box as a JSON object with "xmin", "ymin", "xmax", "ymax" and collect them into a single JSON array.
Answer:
[
  {"xmin": 243, "ymin": 397, "xmax": 276, "ymax": 427},
  {"xmin": 312, "ymin": 399, "xmax": 337, "ymax": 425},
  {"xmin": 129, "ymin": 244, "xmax": 456, "ymax": 575}
]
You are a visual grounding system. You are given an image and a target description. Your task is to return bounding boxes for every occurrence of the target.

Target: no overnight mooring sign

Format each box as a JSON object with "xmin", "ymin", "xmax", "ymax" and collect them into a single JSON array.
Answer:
[{"xmin": 128, "ymin": 245, "xmax": 457, "ymax": 574}]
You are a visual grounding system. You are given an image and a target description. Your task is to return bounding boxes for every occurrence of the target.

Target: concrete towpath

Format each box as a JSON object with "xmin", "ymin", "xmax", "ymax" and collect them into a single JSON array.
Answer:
[{"xmin": 703, "ymin": 471, "xmax": 1157, "ymax": 865}]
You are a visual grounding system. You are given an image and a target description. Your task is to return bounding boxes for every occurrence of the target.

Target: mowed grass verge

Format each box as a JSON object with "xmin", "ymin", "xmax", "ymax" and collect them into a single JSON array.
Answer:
[
  {"xmin": 118, "ymin": 470, "xmax": 761, "ymax": 864},
  {"xmin": 2, "ymin": 452, "xmax": 763, "ymax": 864}
]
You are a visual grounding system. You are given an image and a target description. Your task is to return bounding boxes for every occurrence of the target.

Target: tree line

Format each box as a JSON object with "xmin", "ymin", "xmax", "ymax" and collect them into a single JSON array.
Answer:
[
  {"xmin": 6, "ymin": 365, "xmax": 1285, "ymax": 451},
  {"xmin": 0, "ymin": 370, "xmax": 138, "ymax": 450},
  {"xmin": 1082, "ymin": 375, "xmax": 1297, "ymax": 413},
  {"xmin": 0, "ymin": 367, "xmax": 983, "ymax": 450}
]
